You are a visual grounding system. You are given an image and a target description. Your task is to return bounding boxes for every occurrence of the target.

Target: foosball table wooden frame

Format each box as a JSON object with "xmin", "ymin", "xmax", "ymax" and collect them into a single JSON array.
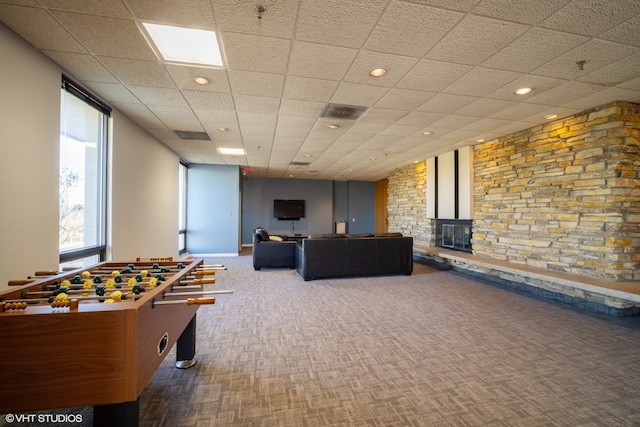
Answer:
[{"xmin": 0, "ymin": 258, "xmax": 224, "ymax": 426}]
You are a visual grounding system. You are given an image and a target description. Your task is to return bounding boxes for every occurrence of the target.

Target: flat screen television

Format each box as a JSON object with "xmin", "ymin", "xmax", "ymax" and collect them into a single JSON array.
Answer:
[{"xmin": 274, "ymin": 199, "xmax": 305, "ymax": 220}]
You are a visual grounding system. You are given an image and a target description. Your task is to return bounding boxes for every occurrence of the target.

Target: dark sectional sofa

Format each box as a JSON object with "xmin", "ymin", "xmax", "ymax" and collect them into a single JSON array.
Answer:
[
  {"xmin": 296, "ymin": 233, "xmax": 413, "ymax": 281},
  {"xmin": 253, "ymin": 228, "xmax": 413, "ymax": 280},
  {"xmin": 252, "ymin": 228, "xmax": 297, "ymax": 270}
]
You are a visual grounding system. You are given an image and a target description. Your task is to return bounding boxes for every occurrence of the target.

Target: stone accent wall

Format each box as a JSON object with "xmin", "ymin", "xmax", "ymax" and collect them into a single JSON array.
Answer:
[
  {"xmin": 387, "ymin": 161, "xmax": 435, "ymax": 245},
  {"xmin": 473, "ymin": 101, "xmax": 640, "ymax": 281}
]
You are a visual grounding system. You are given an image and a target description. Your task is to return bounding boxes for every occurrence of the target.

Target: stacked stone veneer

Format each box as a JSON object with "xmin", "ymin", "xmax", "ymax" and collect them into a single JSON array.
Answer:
[
  {"xmin": 388, "ymin": 101, "xmax": 640, "ymax": 282},
  {"xmin": 474, "ymin": 101, "xmax": 639, "ymax": 281},
  {"xmin": 387, "ymin": 161, "xmax": 435, "ymax": 245}
]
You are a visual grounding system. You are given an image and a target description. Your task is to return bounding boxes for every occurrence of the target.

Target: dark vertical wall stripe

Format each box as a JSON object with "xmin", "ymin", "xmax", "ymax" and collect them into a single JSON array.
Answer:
[
  {"xmin": 454, "ymin": 149, "xmax": 459, "ymax": 219},
  {"xmin": 434, "ymin": 156, "xmax": 438, "ymax": 218}
]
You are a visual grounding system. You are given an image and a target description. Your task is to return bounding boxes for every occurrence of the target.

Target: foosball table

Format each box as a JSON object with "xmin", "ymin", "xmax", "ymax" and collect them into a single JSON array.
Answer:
[{"xmin": 0, "ymin": 258, "xmax": 230, "ymax": 426}]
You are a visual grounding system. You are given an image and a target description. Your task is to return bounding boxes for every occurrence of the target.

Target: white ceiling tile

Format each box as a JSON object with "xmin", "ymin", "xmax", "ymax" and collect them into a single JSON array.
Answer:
[
  {"xmin": 380, "ymin": 124, "xmax": 424, "ymax": 137},
  {"xmin": 228, "ymin": 70, "xmax": 285, "ymax": 97},
  {"xmin": 417, "ymin": 93, "xmax": 479, "ymax": 113},
  {"xmin": 348, "ymin": 122, "xmax": 390, "ymax": 134},
  {"xmin": 533, "ymin": 39, "xmax": 639, "ymax": 80},
  {"xmin": 364, "ymin": 2, "xmax": 464, "ymax": 57},
  {"xmin": 52, "ymin": 11, "xmax": 155, "ymax": 60},
  {"xmin": 288, "ymin": 41, "xmax": 358, "ymax": 80},
  {"xmin": 295, "ymin": 0, "xmax": 386, "ymax": 48},
  {"xmin": 126, "ymin": 0, "xmax": 217, "ymax": 28},
  {"xmin": 146, "ymin": 105, "xmax": 204, "ymax": 131},
  {"xmin": 212, "ymin": 0, "xmax": 298, "ymax": 38},
  {"xmin": 396, "ymin": 59, "xmax": 473, "ymax": 92},
  {"xmin": 282, "ymin": 76, "xmax": 339, "ymax": 102},
  {"xmin": 577, "ymin": 52, "xmax": 640, "ymax": 86},
  {"xmin": 111, "ymin": 102, "xmax": 167, "ymax": 129},
  {"xmin": 343, "ymin": 51, "xmax": 418, "ymax": 87},
  {"xmin": 482, "ymin": 28, "xmax": 588, "ymax": 72},
  {"xmin": 471, "ymin": 0, "xmax": 572, "ymax": 25},
  {"xmin": 237, "ymin": 112, "xmax": 277, "ymax": 129},
  {"xmin": 563, "ymin": 86, "xmax": 640, "ymax": 110},
  {"xmin": 0, "ymin": 4, "xmax": 87, "ymax": 52},
  {"xmin": 165, "ymin": 65, "xmax": 231, "ymax": 92},
  {"xmin": 98, "ymin": 57, "xmax": 175, "ymax": 87},
  {"xmin": 36, "ymin": 0, "xmax": 131, "ymax": 17},
  {"xmin": 395, "ymin": 111, "xmax": 448, "ymax": 127},
  {"xmin": 84, "ymin": 82, "xmax": 139, "ymax": 103},
  {"xmin": 490, "ymin": 102, "xmax": 556, "ymax": 121},
  {"xmin": 331, "ymin": 82, "xmax": 389, "ymax": 106},
  {"xmin": 222, "ymin": 32, "xmax": 291, "ymax": 74},
  {"xmin": 540, "ymin": 0, "xmax": 640, "ymax": 36},
  {"xmin": 375, "ymin": 89, "xmax": 435, "ymax": 110},
  {"xmin": 429, "ymin": 114, "xmax": 483, "ymax": 129},
  {"xmin": 359, "ymin": 108, "xmax": 409, "ymax": 124},
  {"xmin": 454, "ymin": 98, "xmax": 517, "ymax": 117},
  {"xmin": 443, "ymin": 67, "xmax": 521, "ymax": 97},
  {"xmin": 43, "ymin": 51, "xmax": 118, "ymax": 83},
  {"xmin": 618, "ymin": 77, "xmax": 640, "ymax": 91},
  {"xmin": 462, "ymin": 117, "xmax": 514, "ymax": 132},
  {"xmin": 279, "ymin": 99, "xmax": 326, "ymax": 118},
  {"xmin": 233, "ymin": 94, "xmax": 280, "ymax": 114},
  {"xmin": 5, "ymin": 0, "xmax": 639, "ymax": 180},
  {"xmin": 183, "ymin": 90, "xmax": 235, "ymax": 110},
  {"xmin": 426, "ymin": 15, "xmax": 529, "ymax": 65},
  {"xmin": 128, "ymin": 85, "xmax": 188, "ymax": 107},
  {"xmin": 600, "ymin": 14, "xmax": 640, "ymax": 47},
  {"xmin": 486, "ymin": 74, "xmax": 567, "ymax": 101},
  {"xmin": 526, "ymin": 81, "xmax": 610, "ymax": 106}
]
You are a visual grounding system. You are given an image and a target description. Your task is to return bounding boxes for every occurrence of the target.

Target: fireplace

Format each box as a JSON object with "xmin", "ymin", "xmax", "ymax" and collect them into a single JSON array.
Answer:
[{"xmin": 435, "ymin": 219, "xmax": 473, "ymax": 253}]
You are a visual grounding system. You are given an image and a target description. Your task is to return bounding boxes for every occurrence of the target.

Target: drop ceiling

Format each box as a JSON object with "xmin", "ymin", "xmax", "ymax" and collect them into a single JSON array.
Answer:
[{"xmin": 1, "ymin": 0, "xmax": 639, "ymax": 181}]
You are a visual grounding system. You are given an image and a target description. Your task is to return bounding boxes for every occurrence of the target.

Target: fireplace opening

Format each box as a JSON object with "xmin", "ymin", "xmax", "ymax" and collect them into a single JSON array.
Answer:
[{"xmin": 435, "ymin": 219, "xmax": 472, "ymax": 253}]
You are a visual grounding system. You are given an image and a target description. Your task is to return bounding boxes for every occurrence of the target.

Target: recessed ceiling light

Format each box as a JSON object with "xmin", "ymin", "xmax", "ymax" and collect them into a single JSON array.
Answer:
[
  {"xmin": 218, "ymin": 147, "xmax": 245, "ymax": 155},
  {"xmin": 515, "ymin": 87, "xmax": 532, "ymax": 95},
  {"xmin": 477, "ymin": 138, "xmax": 485, "ymax": 143},
  {"xmin": 193, "ymin": 76, "xmax": 209, "ymax": 85},
  {"xmin": 142, "ymin": 22, "xmax": 224, "ymax": 66},
  {"xmin": 544, "ymin": 114, "xmax": 558, "ymax": 120},
  {"xmin": 217, "ymin": 127, "xmax": 229, "ymax": 132},
  {"xmin": 304, "ymin": 154, "xmax": 313, "ymax": 158},
  {"xmin": 327, "ymin": 124, "xmax": 339, "ymax": 129},
  {"xmin": 370, "ymin": 157, "xmax": 377, "ymax": 161},
  {"xmin": 422, "ymin": 131, "xmax": 433, "ymax": 136},
  {"xmin": 370, "ymin": 68, "xmax": 387, "ymax": 77}
]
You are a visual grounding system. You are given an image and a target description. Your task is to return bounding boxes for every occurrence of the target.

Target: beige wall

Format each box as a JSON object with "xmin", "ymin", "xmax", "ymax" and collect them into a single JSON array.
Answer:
[{"xmin": 0, "ymin": 24, "xmax": 181, "ymax": 292}]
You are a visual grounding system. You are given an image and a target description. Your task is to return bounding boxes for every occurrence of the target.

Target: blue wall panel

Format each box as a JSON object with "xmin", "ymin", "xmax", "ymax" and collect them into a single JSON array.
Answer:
[{"xmin": 187, "ymin": 164, "xmax": 241, "ymax": 254}]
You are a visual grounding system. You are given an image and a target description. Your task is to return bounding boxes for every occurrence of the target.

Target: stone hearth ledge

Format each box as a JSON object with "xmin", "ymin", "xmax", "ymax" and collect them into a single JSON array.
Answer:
[{"xmin": 413, "ymin": 245, "xmax": 640, "ymax": 315}]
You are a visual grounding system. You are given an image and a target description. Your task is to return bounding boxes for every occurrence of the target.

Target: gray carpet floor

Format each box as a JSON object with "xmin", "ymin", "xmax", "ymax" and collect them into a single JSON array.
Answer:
[{"xmin": 4, "ymin": 253, "xmax": 640, "ymax": 426}]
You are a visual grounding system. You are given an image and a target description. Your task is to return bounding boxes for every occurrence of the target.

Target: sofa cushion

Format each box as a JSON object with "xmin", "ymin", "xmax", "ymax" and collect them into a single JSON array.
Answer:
[
  {"xmin": 269, "ymin": 235, "xmax": 283, "ymax": 242},
  {"xmin": 374, "ymin": 232, "xmax": 403, "ymax": 237},
  {"xmin": 346, "ymin": 233, "xmax": 374, "ymax": 238},
  {"xmin": 308, "ymin": 233, "xmax": 345, "ymax": 239}
]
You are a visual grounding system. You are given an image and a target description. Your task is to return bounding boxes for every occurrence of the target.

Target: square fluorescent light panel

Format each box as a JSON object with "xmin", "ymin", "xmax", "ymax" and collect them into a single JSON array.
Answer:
[{"xmin": 142, "ymin": 22, "xmax": 224, "ymax": 66}]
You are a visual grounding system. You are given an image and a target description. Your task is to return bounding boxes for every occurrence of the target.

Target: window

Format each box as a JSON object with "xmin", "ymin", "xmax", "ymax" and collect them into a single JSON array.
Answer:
[
  {"xmin": 59, "ymin": 77, "xmax": 109, "ymax": 268},
  {"xmin": 178, "ymin": 161, "xmax": 188, "ymax": 254}
]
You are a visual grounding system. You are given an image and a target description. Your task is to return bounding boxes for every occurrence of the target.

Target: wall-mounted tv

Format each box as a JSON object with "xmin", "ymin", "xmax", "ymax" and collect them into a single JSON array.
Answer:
[{"xmin": 274, "ymin": 199, "xmax": 305, "ymax": 220}]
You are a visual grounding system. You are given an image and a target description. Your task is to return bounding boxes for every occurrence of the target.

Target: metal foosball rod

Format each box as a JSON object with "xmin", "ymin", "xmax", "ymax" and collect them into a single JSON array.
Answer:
[
  {"xmin": 152, "ymin": 297, "xmax": 216, "ymax": 307},
  {"xmin": 164, "ymin": 290, "xmax": 234, "ymax": 297}
]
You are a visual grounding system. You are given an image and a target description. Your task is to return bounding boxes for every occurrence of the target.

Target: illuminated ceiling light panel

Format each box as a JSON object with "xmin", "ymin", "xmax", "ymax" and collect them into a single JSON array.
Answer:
[
  {"xmin": 142, "ymin": 23, "xmax": 224, "ymax": 66},
  {"xmin": 218, "ymin": 147, "xmax": 245, "ymax": 155}
]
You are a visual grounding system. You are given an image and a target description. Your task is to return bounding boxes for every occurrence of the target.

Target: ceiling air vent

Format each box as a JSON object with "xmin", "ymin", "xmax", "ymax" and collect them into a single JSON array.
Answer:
[
  {"xmin": 290, "ymin": 161, "xmax": 311, "ymax": 166},
  {"xmin": 174, "ymin": 130, "xmax": 210, "ymax": 140},
  {"xmin": 321, "ymin": 103, "xmax": 367, "ymax": 120}
]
